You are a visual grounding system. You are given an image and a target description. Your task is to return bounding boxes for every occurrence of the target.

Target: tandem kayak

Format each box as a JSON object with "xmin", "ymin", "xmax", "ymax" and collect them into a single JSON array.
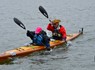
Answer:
[{"xmin": 0, "ymin": 28, "xmax": 83, "ymax": 63}]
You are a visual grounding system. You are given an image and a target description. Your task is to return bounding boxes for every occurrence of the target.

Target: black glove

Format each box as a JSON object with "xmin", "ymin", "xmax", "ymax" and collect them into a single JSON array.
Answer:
[{"xmin": 26, "ymin": 30, "xmax": 31, "ymax": 37}]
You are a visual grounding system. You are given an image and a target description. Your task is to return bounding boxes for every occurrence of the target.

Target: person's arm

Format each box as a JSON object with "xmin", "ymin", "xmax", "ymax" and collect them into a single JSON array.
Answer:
[
  {"xmin": 43, "ymin": 35, "xmax": 51, "ymax": 50},
  {"xmin": 26, "ymin": 30, "xmax": 35, "ymax": 40},
  {"xmin": 60, "ymin": 26, "xmax": 67, "ymax": 41},
  {"xmin": 47, "ymin": 23, "xmax": 54, "ymax": 31}
]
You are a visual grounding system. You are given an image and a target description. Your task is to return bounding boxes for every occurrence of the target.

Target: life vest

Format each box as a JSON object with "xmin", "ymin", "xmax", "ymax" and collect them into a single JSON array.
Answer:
[
  {"xmin": 33, "ymin": 34, "xmax": 44, "ymax": 45},
  {"xmin": 52, "ymin": 25, "xmax": 62, "ymax": 40}
]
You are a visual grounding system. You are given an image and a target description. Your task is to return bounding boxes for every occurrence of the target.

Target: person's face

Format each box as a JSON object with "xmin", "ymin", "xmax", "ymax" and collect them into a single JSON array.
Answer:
[{"xmin": 53, "ymin": 23, "xmax": 59, "ymax": 28}]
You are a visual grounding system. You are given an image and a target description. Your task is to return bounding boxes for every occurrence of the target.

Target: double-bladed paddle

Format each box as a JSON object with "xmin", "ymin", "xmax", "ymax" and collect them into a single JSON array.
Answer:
[{"xmin": 39, "ymin": 6, "xmax": 51, "ymax": 22}]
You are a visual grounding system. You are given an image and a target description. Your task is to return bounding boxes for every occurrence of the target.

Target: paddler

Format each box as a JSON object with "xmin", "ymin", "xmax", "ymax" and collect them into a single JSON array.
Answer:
[
  {"xmin": 47, "ymin": 19, "xmax": 67, "ymax": 41},
  {"xmin": 26, "ymin": 26, "xmax": 52, "ymax": 51}
]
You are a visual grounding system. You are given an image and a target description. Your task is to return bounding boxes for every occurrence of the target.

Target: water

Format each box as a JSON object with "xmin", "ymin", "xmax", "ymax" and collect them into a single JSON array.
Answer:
[{"xmin": 0, "ymin": 0, "xmax": 95, "ymax": 70}]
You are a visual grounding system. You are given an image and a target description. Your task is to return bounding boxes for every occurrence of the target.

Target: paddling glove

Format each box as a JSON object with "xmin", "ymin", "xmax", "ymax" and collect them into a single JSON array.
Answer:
[
  {"xmin": 26, "ymin": 30, "xmax": 30, "ymax": 37},
  {"xmin": 26, "ymin": 30, "xmax": 35, "ymax": 40}
]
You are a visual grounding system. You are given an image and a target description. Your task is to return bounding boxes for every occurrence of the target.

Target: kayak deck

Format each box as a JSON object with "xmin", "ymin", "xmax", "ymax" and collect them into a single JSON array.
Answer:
[{"xmin": 0, "ymin": 28, "xmax": 83, "ymax": 63}]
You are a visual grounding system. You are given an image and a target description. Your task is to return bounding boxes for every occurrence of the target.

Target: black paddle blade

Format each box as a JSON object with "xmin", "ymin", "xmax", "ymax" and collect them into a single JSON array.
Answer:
[
  {"xmin": 39, "ymin": 6, "xmax": 49, "ymax": 18},
  {"xmin": 13, "ymin": 17, "xmax": 26, "ymax": 30}
]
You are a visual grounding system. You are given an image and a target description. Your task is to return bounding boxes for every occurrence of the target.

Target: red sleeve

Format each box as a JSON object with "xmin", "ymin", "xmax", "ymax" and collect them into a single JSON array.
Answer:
[
  {"xmin": 59, "ymin": 26, "xmax": 67, "ymax": 39},
  {"xmin": 47, "ymin": 23, "xmax": 54, "ymax": 32}
]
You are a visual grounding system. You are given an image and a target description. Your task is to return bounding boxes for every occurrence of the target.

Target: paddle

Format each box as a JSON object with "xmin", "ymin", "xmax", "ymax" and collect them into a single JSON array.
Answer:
[
  {"xmin": 39, "ymin": 6, "xmax": 51, "ymax": 22},
  {"xmin": 14, "ymin": 17, "xmax": 26, "ymax": 30}
]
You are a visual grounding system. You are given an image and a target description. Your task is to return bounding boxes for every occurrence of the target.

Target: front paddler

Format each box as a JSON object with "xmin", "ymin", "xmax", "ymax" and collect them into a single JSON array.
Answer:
[{"xmin": 26, "ymin": 26, "xmax": 52, "ymax": 51}]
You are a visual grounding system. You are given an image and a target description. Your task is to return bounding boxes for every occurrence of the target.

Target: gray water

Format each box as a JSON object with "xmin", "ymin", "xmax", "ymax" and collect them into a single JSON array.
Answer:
[{"xmin": 0, "ymin": 0, "xmax": 95, "ymax": 70}]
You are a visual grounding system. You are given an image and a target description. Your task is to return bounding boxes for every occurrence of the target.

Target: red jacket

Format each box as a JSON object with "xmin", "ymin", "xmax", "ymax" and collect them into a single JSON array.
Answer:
[{"xmin": 47, "ymin": 23, "xmax": 67, "ymax": 39}]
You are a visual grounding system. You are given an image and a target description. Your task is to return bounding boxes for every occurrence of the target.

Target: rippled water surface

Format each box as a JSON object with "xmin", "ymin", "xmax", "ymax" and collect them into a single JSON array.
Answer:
[{"xmin": 0, "ymin": 0, "xmax": 95, "ymax": 70}]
